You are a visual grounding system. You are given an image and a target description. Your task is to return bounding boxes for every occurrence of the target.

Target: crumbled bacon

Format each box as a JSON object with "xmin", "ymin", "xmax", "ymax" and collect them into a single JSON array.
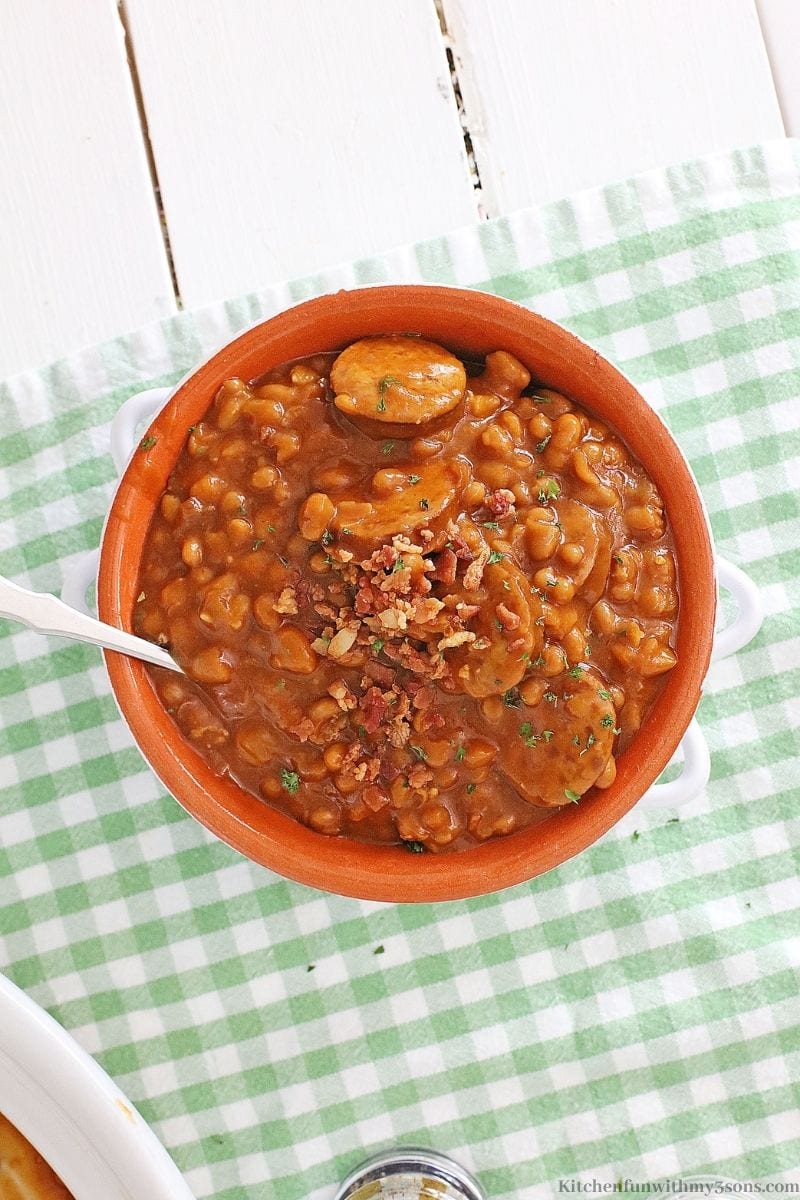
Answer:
[
  {"xmin": 463, "ymin": 546, "xmax": 490, "ymax": 591},
  {"xmin": 438, "ymin": 630, "xmax": 477, "ymax": 651},
  {"xmin": 407, "ymin": 762, "xmax": 434, "ymax": 789},
  {"xmin": 496, "ymin": 603, "xmax": 520, "ymax": 631},
  {"xmin": 431, "ymin": 547, "xmax": 458, "ymax": 584},
  {"xmin": 456, "ymin": 602, "xmax": 480, "ymax": 621},
  {"xmin": 328, "ymin": 679, "xmax": 357, "ymax": 711},
  {"xmin": 485, "ymin": 488, "xmax": 516, "ymax": 517},
  {"xmin": 274, "ymin": 586, "xmax": 299, "ymax": 614},
  {"xmin": 362, "ymin": 686, "xmax": 389, "ymax": 734},
  {"xmin": 412, "ymin": 685, "xmax": 436, "ymax": 711}
]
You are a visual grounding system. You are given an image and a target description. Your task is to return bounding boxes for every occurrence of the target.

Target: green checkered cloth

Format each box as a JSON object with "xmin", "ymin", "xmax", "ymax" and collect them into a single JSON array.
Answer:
[{"xmin": 1, "ymin": 141, "xmax": 799, "ymax": 1200}]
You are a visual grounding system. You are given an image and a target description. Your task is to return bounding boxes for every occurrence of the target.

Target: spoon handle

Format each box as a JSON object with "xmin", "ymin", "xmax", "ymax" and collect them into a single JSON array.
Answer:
[{"xmin": 0, "ymin": 575, "xmax": 180, "ymax": 673}]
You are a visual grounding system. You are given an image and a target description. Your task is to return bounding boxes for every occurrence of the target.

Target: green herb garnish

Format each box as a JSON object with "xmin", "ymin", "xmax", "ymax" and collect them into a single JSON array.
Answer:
[
  {"xmin": 408, "ymin": 474, "xmax": 421, "ymax": 485},
  {"xmin": 466, "ymin": 783, "xmax": 477, "ymax": 794},
  {"xmin": 373, "ymin": 944, "xmax": 385, "ymax": 955},
  {"xmin": 454, "ymin": 746, "xmax": 466, "ymax": 762},
  {"xmin": 139, "ymin": 435, "xmax": 157, "ymax": 451},
  {"xmin": 544, "ymin": 691, "xmax": 557, "ymax": 703},
  {"xmin": 487, "ymin": 550, "xmax": 505, "ymax": 565},
  {"xmin": 536, "ymin": 435, "xmax": 551, "ymax": 452},
  {"xmin": 392, "ymin": 557, "xmax": 406, "ymax": 573},
  {"xmin": 280, "ymin": 769, "xmax": 300, "ymax": 794},
  {"xmin": 252, "ymin": 539, "xmax": 265, "ymax": 550},
  {"xmin": 372, "ymin": 639, "xmax": 385, "ymax": 654},
  {"xmin": 541, "ymin": 730, "xmax": 554, "ymax": 742},
  {"xmin": 518, "ymin": 721, "xmax": 539, "ymax": 748},
  {"xmin": 567, "ymin": 665, "xmax": 584, "ymax": 679},
  {"xmin": 419, "ymin": 498, "xmax": 429, "ymax": 510},
  {"xmin": 600, "ymin": 714, "xmax": 615, "ymax": 728},
  {"xmin": 580, "ymin": 732, "xmax": 596, "ymax": 757},
  {"xmin": 598, "ymin": 688, "xmax": 612, "ymax": 700},
  {"xmin": 564, "ymin": 789, "xmax": 580, "ymax": 804},
  {"xmin": 403, "ymin": 840, "xmax": 426, "ymax": 854},
  {"xmin": 321, "ymin": 529, "xmax": 334, "ymax": 546},
  {"xmin": 381, "ymin": 440, "xmax": 395, "ymax": 455},
  {"xmin": 503, "ymin": 688, "xmax": 522, "ymax": 708},
  {"xmin": 483, "ymin": 521, "xmax": 500, "ymax": 531},
  {"xmin": 410, "ymin": 744, "xmax": 427, "ymax": 761}
]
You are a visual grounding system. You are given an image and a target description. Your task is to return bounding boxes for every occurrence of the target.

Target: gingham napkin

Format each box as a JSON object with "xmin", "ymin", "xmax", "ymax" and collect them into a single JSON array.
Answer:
[{"xmin": 1, "ymin": 142, "xmax": 799, "ymax": 1200}]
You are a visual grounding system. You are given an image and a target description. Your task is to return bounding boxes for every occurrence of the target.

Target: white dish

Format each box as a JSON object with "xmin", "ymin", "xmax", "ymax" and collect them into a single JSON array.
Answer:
[{"xmin": 0, "ymin": 972, "xmax": 195, "ymax": 1200}]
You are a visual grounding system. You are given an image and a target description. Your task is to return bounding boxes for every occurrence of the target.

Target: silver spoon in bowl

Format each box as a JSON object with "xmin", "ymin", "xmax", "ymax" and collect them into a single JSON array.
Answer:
[{"xmin": 0, "ymin": 574, "xmax": 181, "ymax": 672}]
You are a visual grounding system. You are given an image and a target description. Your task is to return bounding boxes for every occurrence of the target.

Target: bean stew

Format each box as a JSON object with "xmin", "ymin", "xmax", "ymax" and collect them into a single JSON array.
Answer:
[{"xmin": 135, "ymin": 336, "xmax": 679, "ymax": 853}]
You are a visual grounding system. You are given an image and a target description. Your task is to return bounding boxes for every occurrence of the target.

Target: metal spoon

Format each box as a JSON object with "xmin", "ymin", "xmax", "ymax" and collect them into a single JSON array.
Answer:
[{"xmin": 0, "ymin": 574, "xmax": 180, "ymax": 672}]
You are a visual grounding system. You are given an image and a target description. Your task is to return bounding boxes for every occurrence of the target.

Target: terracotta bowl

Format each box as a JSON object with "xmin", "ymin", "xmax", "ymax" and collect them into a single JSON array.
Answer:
[{"xmin": 98, "ymin": 286, "xmax": 716, "ymax": 902}]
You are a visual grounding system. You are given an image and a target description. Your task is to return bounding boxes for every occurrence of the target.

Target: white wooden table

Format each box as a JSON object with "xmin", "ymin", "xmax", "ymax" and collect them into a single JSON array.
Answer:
[{"xmin": 2, "ymin": 0, "xmax": 798, "ymax": 380}]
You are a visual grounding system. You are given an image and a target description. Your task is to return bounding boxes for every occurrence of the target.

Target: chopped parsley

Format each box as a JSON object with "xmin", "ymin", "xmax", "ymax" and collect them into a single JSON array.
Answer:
[
  {"xmin": 252, "ymin": 539, "xmax": 265, "ymax": 550},
  {"xmin": 483, "ymin": 521, "xmax": 500, "ymax": 531},
  {"xmin": 600, "ymin": 714, "xmax": 615, "ymax": 728},
  {"xmin": 373, "ymin": 944, "xmax": 385, "ymax": 955},
  {"xmin": 537, "ymin": 479, "xmax": 561, "ymax": 504},
  {"xmin": 275, "ymin": 679, "xmax": 286, "ymax": 690},
  {"xmin": 613, "ymin": 554, "xmax": 624, "ymax": 565},
  {"xmin": 323, "ymin": 554, "xmax": 335, "ymax": 566},
  {"xmin": 598, "ymin": 688, "xmax": 612, "ymax": 700},
  {"xmin": 371, "ymin": 639, "xmax": 385, "ymax": 654},
  {"xmin": 410, "ymin": 744, "xmax": 428, "ymax": 761},
  {"xmin": 503, "ymin": 688, "xmax": 522, "ymax": 708},
  {"xmin": 565, "ymin": 789, "xmax": 581, "ymax": 804},
  {"xmin": 419, "ymin": 498, "xmax": 429, "ymax": 510},
  {"xmin": 632, "ymin": 831, "xmax": 640, "ymax": 842},
  {"xmin": 487, "ymin": 550, "xmax": 505, "ymax": 565},
  {"xmin": 139, "ymin": 435, "xmax": 157, "ymax": 451},
  {"xmin": 403, "ymin": 840, "xmax": 426, "ymax": 854},
  {"xmin": 376, "ymin": 396, "xmax": 387, "ymax": 413},
  {"xmin": 407, "ymin": 474, "xmax": 421, "ymax": 485},
  {"xmin": 536, "ymin": 435, "xmax": 551, "ymax": 453},
  {"xmin": 567, "ymin": 665, "xmax": 584, "ymax": 679},
  {"xmin": 454, "ymin": 746, "xmax": 466, "ymax": 762},
  {"xmin": 543, "ymin": 691, "xmax": 557, "ymax": 703},
  {"xmin": 321, "ymin": 529, "xmax": 334, "ymax": 546},
  {"xmin": 341, "ymin": 527, "xmax": 352, "ymax": 536},
  {"xmin": 584, "ymin": 644, "xmax": 592, "ymax": 657},
  {"xmin": 381, "ymin": 440, "xmax": 395, "ymax": 455},
  {"xmin": 267, "ymin": 524, "xmax": 277, "ymax": 533},
  {"xmin": 530, "ymin": 393, "xmax": 552, "ymax": 404},
  {"xmin": 376, "ymin": 375, "xmax": 401, "ymax": 413},
  {"xmin": 187, "ymin": 425, "xmax": 196, "ymax": 434},
  {"xmin": 579, "ymin": 732, "xmax": 596, "ymax": 757},
  {"xmin": 280, "ymin": 769, "xmax": 300, "ymax": 794},
  {"xmin": 572, "ymin": 734, "xmax": 581, "ymax": 747},
  {"xmin": 518, "ymin": 721, "xmax": 539, "ymax": 748},
  {"xmin": 546, "ymin": 577, "xmax": 557, "ymax": 588},
  {"xmin": 531, "ymin": 654, "xmax": 545, "ymax": 668},
  {"xmin": 392, "ymin": 557, "xmax": 406, "ymax": 573},
  {"xmin": 541, "ymin": 729, "xmax": 554, "ymax": 742},
  {"xmin": 466, "ymin": 783, "xmax": 477, "ymax": 794}
]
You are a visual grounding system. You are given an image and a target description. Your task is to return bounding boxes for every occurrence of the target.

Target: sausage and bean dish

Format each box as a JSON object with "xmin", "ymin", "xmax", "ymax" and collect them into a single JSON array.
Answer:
[{"xmin": 135, "ymin": 335, "xmax": 679, "ymax": 852}]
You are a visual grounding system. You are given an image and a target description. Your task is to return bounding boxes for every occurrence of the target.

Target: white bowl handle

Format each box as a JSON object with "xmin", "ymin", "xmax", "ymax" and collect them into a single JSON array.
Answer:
[
  {"xmin": 637, "ymin": 717, "xmax": 711, "ymax": 811},
  {"xmin": 109, "ymin": 386, "xmax": 173, "ymax": 475},
  {"xmin": 61, "ymin": 386, "xmax": 173, "ymax": 614},
  {"xmin": 638, "ymin": 555, "xmax": 763, "ymax": 810},
  {"xmin": 711, "ymin": 555, "xmax": 764, "ymax": 663}
]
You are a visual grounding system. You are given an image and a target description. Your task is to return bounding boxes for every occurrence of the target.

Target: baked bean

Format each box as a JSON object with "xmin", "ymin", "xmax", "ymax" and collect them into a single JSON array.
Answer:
[{"xmin": 270, "ymin": 627, "xmax": 318, "ymax": 674}]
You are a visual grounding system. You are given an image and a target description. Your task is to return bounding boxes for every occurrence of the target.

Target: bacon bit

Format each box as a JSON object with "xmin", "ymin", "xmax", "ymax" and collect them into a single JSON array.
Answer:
[
  {"xmin": 412, "ymin": 685, "xmax": 436, "ymax": 710},
  {"xmin": 290, "ymin": 716, "xmax": 315, "ymax": 742},
  {"xmin": 431, "ymin": 547, "xmax": 458, "ymax": 584},
  {"xmin": 328, "ymin": 627, "xmax": 358, "ymax": 659},
  {"xmin": 507, "ymin": 636, "xmax": 526, "ymax": 653},
  {"xmin": 274, "ymin": 586, "xmax": 299, "ymax": 614},
  {"xmin": 438, "ymin": 630, "xmax": 477, "ymax": 651},
  {"xmin": 485, "ymin": 488, "xmax": 516, "ymax": 517},
  {"xmin": 392, "ymin": 534, "xmax": 424, "ymax": 556},
  {"xmin": 328, "ymin": 679, "xmax": 357, "ymax": 711},
  {"xmin": 407, "ymin": 762, "xmax": 434, "ymax": 789},
  {"xmin": 363, "ymin": 784, "xmax": 389, "ymax": 812},
  {"xmin": 496, "ymin": 603, "xmax": 520, "ymax": 631},
  {"xmin": 310, "ymin": 584, "xmax": 326, "ymax": 602},
  {"xmin": 456, "ymin": 602, "xmax": 480, "ymax": 621},
  {"xmin": 314, "ymin": 603, "xmax": 337, "ymax": 620},
  {"xmin": 364, "ymin": 545, "xmax": 399, "ymax": 571},
  {"xmin": 332, "ymin": 547, "xmax": 353, "ymax": 563},
  {"xmin": 363, "ymin": 687, "xmax": 389, "ymax": 733},
  {"xmin": 379, "ymin": 567, "xmax": 412, "ymax": 594},
  {"xmin": 463, "ymin": 546, "xmax": 491, "ymax": 592},
  {"xmin": 412, "ymin": 596, "xmax": 445, "ymax": 623},
  {"xmin": 377, "ymin": 606, "xmax": 408, "ymax": 631},
  {"xmin": 419, "ymin": 529, "xmax": 435, "ymax": 546},
  {"xmin": 386, "ymin": 719, "xmax": 411, "ymax": 748},
  {"xmin": 362, "ymin": 661, "xmax": 394, "ymax": 687}
]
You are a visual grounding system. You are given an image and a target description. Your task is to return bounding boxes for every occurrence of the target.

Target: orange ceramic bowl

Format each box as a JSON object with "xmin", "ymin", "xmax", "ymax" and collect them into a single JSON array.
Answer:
[{"xmin": 98, "ymin": 286, "xmax": 715, "ymax": 902}]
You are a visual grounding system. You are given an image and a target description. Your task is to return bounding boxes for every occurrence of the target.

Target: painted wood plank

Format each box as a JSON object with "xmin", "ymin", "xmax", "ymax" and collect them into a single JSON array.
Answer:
[
  {"xmin": 124, "ymin": 0, "xmax": 477, "ymax": 308},
  {"xmin": 756, "ymin": 0, "xmax": 800, "ymax": 136},
  {"xmin": 442, "ymin": 0, "xmax": 785, "ymax": 216},
  {"xmin": 0, "ymin": 0, "xmax": 176, "ymax": 379}
]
